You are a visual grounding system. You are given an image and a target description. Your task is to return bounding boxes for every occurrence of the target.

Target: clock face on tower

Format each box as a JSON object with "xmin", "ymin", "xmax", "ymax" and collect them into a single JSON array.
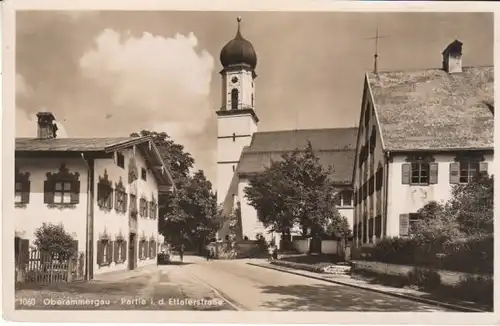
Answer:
[{"xmin": 231, "ymin": 76, "xmax": 239, "ymax": 84}]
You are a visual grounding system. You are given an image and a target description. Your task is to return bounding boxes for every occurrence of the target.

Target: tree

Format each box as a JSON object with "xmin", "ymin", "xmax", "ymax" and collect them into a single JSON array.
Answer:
[
  {"xmin": 244, "ymin": 142, "xmax": 342, "ymax": 238},
  {"xmin": 413, "ymin": 173, "xmax": 494, "ymax": 249},
  {"xmin": 34, "ymin": 223, "xmax": 76, "ymax": 260},
  {"xmin": 130, "ymin": 130, "xmax": 194, "ymax": 184},
  {"xmin": 446, "ymin": 172, "xmax": 493, "ymax": 236},
  {"xmin": 131, "ymin": 130, "xmax": 222, "ymax": 253}
]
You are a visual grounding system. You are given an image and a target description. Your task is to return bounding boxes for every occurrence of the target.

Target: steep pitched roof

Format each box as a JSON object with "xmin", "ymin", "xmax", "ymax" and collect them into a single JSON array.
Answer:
[
  {"xmin": 237, "ymin": 128, "xmax": 357, "ymax": 185},
  {"xmin": 367, "ymin": 66, "xmax": 494, "ymax": 151}
]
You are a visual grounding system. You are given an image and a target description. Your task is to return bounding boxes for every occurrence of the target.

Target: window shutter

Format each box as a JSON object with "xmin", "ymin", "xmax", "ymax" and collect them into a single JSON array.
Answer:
[
  {"xmin": 145, "ymin": 202, "xmax": 149, "ymax": 218},
  {"xmin": 96, "ymin": 240, "xmax": 102, "ymax": 265},
  {"xmin": 108, "ymin": 189, "xmax": 114, "ymax": 208},
  {"xmin": 479, "ymin": 162, "xmax": 489, "ymax": 174},
  {"xmin": 124, "ymin": 193, "xmax": 128, "ymax": 212},
  {"xmin": 152, "ymin": 241, "xmax": 157, "ymax": 256},
  {"xmin": 399, "ymin": 214, "xmax": 409, "ymax": 236},
  {"xmin": 122, "ymin": 241, "xmax": 127, "ymax": 261},
  {"xmin": 145, "ymin": 241, "xmax": 150, "ymax": 259},
  {"xmin": 449, "ymin": 162, "xmax": 460, "ymax": 184},
  {"xmin": 70, "ymin": 181, "xmax": 81, "ymax": 204},
  {"xmin": 107, "ymin": 241, "xmax": 113, "ymax": 263},
  {"xmin": 114, "ymin": 241, "xmax": 119, "ymax": 262},
  {"xmin": 429, "ymin": 162, "xmax": 439, "ymax": 184},
  {"xmin": 401, "ymin": 163, "xmax": 410, "ymax": 184},
  {"xmin": 44, "ymin": 180, "xmax": 54, "ymax": 204},
  {"xmin": 21, "ymin": 180, "xmax": 31, "ymax": 204}
]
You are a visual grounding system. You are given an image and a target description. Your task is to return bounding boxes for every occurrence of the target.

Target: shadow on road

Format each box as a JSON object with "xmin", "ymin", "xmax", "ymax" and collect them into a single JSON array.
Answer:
[
  {"xmin": 160, "ymin": 261, "xmax": 193, "ymax": 266},
  {"xmin": 258, "ymin": 283, "xmax": 446, "ymax": 312}
]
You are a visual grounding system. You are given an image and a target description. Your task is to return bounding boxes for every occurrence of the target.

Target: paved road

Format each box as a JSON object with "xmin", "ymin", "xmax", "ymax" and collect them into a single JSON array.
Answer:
[
  {"xmin": 16, "ymin": 255, "xmax": 451, "ymax": 311},
  {"xmin": 177, "ymin": 256, "xmax": 451, "ymax": 312},
  {"xmin": 15, "ymin": 262, "xmax": 234, "ymax": 310}
]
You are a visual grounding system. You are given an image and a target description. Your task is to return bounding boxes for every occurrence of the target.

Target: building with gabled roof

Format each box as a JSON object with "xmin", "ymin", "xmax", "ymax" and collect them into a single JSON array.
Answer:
[
  {"xmin": 14, "ymin": 112, "xmax": 175, "ymax": 280},
  {"xmin": 352, "ymin": 40, "xmax": 493, "ymax": 247},
  {"xmin": 216, "ymin": 18, "xmax": 358, "ymax": 247}
]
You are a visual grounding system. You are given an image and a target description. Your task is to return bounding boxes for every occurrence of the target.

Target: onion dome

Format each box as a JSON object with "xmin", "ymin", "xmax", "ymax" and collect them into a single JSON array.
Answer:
[{"xmin": 220, "ymin": 17, "xmax": 257, "ymax": 69}]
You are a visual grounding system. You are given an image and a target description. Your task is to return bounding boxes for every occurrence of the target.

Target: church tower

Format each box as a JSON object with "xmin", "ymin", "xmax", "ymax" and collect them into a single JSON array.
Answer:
[{"xmin": 217, "ymin": 17, "xmax": 259, "ymax": 205}]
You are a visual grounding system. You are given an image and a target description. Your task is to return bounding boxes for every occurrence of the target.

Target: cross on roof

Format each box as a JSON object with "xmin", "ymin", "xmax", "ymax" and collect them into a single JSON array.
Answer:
[{"xmin": 365, "ymin": 28, "xmax": 389, "ymax": 74}]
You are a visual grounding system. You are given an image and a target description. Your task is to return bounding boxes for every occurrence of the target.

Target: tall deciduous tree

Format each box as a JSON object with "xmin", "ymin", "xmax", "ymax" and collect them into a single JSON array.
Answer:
[
  {"xmin": 244, "ymin": 142, "xmax": 347, "ymax": 238},
  {"xmin": 131, "ymin": 130, "xmax": 222, "ymax": 252}
]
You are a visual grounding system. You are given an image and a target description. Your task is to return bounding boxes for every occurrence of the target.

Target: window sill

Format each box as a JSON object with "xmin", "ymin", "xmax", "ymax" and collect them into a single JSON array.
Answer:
[
  {"xmin": 98, "ymin": 262, "xmax": 111, "ymax": 267},
  {"xmin": 98, "ymin": 205, "xmax": 113, "ymax": 212},
  {"xmin": 47, "ymin": 203, "xmax": 77, "ymax": 209},
  {"xmin": 408, "ymin": 184, "xmax": 430, "ymax": 187},
  {"xmin": 15, "ymin": 203, "xmax": 28, "ymax": 208}
]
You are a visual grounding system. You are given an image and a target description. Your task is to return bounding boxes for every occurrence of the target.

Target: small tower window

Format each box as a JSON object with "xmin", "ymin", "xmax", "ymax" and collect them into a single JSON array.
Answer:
[
  {"xmin": 232, "ymin": 165, "xmax": 235, "ymax": 172},
  {"xmin": 251, "ymin": 94, "xmax": 254, "ymax": 107},
  {"xmin": 231, "ymin": 89, "xmax": 239, "ymax": 110},
  {"xmin": 232, "ymin": 133, "xmax": 236, "ymax": 142}
]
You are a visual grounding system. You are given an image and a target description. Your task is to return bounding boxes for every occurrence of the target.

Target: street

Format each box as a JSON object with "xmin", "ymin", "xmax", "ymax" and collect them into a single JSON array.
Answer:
[{"xmin": 16, "ymin": 255, "xmax": 451, "ymax": 311}]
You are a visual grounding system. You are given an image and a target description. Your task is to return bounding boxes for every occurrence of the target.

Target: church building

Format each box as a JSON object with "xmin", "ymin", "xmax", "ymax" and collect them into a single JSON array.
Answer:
[
  {"xmin": 216, "ymin": 18, "xmax": 358, "ymax": 246},
  {"xmin": 352, "ymin": 40, "xmax": 494, "ymax": 247}
]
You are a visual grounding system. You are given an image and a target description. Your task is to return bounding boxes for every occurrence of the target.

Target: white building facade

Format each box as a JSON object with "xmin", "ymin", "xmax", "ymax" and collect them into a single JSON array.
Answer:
[
  {"xmin": 15, "ymin": 112, "xmax": 175, "ymax": 279},
  {"xmin": 352, "ymin": 40, "xmax": 494, "ymax": 247}
]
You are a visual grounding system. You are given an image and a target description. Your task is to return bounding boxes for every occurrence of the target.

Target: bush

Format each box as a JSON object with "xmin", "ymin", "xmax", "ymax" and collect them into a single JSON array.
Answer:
[
  {"xmin": 370, "ymin": 237, "xmax": 418, "ymax": 265},
  {"xmin": 363, "ymin": 235, "xmax": 493, "ymax": 274},
  {"xmin": 450, "ymin": 275, "xmax": 493, "ymax": 306},
  {"xmin": 406, "ymin": 267, "xmax": 441, "ymax": 290},
  {"xmin": 34, "ymin": 223, "xmax": 76, "ymax": 260}
]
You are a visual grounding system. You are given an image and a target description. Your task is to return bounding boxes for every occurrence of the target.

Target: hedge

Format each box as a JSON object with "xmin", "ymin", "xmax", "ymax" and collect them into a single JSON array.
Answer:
[{"xmin": 361, "ymin": 235, "xmax": 493, "ymax": 275}]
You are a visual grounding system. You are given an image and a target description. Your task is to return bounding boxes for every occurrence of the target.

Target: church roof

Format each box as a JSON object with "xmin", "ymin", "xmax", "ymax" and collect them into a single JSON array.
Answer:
[
  {"xmin": 368, "ymin": 66, "xmax": 494, "ymax": 151},
  {"xmin": 236, "ymin": 128, "xmax": 358, "ymax": 185}
]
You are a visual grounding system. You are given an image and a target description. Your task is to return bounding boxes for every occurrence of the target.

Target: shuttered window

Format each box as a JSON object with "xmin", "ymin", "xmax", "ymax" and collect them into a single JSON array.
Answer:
[
  {"xmin": 44, "ymin": 180, "xmax": 80, "ymax": 205},
  {"xmin": 97, "ymin": 240, "xmax": 113, "ymax": 266},
  {"xmin": 98, "ymin": 182, "xmax": 113, "ymax": 209},
  {"xmin": 113, "ymin": 240, "xmax": 127, "ymax": 263}
]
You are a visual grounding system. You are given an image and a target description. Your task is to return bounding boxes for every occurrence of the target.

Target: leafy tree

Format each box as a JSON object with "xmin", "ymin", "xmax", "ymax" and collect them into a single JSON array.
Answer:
[
  {"xmin": 131, "ymin": 130, "xmax": 194, "ymax": 184},
  {"xmin": 446, "ymin": 172, "xmax": 493, "ymax": 236},
  {"xmin": 131, "ymin": 130, "xmax": 222, "ymax": 253},
  {"xmin": 414, "ymin": 173, "xmax": 494, "ymax": 243},
  {"xmin": 34, "ymin": 223, "xmax": 76, "ymax": 260},
  {"xmin": 244, "ymin": 142, "xmax": 342, "ymax": 238}
]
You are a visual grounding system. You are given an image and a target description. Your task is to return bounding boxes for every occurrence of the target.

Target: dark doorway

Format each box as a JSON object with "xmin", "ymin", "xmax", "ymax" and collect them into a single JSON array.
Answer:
[
  {"xmin": 309, "ymin": 237, "xmax": 322, "ymax": 254},
  {"xmin": 129, "ymin": 233, "xmax": 137, "ymax": 270}
]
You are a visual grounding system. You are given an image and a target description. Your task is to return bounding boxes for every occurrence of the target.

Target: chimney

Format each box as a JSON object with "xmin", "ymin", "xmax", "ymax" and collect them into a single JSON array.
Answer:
[
  {"xmin": 36, "ymin": 112, "xmax": 58, "ymax": 139},
  {"xmin": 442, "ymin": 39, "xmax": 463, "ymax": 73}
]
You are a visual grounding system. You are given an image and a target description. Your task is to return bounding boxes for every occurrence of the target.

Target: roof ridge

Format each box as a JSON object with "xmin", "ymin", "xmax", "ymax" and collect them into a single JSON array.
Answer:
[
  {"xmin": 255, "ymin": 127, "xmax": 358, "ymax": 135},
  {"xmin": 368, "ymin": 64, "xmax": 493, "ymax": 76}
]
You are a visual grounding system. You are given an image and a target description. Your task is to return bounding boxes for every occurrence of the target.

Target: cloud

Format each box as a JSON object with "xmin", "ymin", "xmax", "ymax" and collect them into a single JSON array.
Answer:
[
  {"xmin": 16, "ymin": 73, "xmax": 69, "ymax": 138},
  {"xmin": 79, "ymin": 29, "xmax": 216, "ymax": 181}
]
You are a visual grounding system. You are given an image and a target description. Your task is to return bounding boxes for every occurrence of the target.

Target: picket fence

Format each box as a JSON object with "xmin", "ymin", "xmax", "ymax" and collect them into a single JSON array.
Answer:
[{"xmin": 16, "ymin": 248, "xmax": 85, "ymax": 284}]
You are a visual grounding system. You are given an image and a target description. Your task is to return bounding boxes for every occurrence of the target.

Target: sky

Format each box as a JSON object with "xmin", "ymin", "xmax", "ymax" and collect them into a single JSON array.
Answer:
[{"xmin": 15, "ymin": 11, "xmax": 493, "ymax": 184}]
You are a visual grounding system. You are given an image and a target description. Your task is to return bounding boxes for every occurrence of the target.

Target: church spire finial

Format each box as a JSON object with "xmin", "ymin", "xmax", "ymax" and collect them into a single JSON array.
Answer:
[{"xmin": 236, "ymin": 16, "xmax": 242, "ymax": 36}]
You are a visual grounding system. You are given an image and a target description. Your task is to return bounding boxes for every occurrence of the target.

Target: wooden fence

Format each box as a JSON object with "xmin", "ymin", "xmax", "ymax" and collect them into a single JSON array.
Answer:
[{"xmin": 16, "ymin": 248, "xmax": 85, "ymax": 284}]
